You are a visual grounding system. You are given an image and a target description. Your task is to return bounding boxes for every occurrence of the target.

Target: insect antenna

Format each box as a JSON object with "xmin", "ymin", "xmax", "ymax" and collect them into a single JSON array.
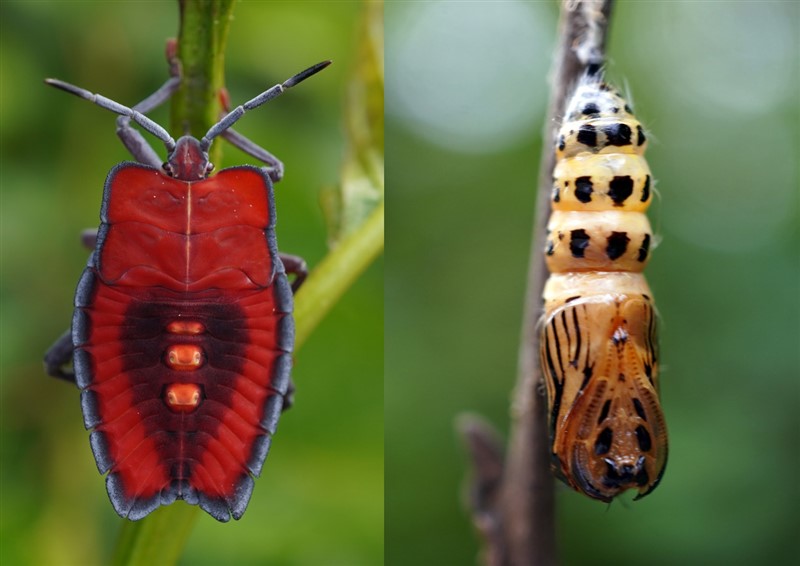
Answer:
[
  {"xmin": 201, "ymin": 60, "xmax": 331, "ymax": 150},
  {"xmin": 44, "ymin": 78, "xmax": 176, "ymax": 152}
]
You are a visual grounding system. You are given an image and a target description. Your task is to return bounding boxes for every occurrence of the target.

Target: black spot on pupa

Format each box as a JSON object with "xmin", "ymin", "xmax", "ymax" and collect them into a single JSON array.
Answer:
[
  {"xmin": 632, "ymin": 398, "xmax": 647, "ymax": 421},
  {"xmin": 545, "ymin": 240, "xmax": 555, "ymax": 256},
  {"xmin": 552, "ymin": 186, "xmax": 560, "ymax": 203},
  {"xmin": 635, "ymin": 467, "xmax": 649, "ymax": 487},
  {"xmin": 564, "ymin": 295, "xmax": 581, "ymax": 303},
  {"xmin": 581, "ymin": 102, "xmax": 600, "ymax": 116},
  {"xmin": 557, "ymin": 135, "xmax": 566, "ymax": 151},
  {"xmin": 558, "ymin": 232, "xmax": 564, "ymax": 241},
  {"xmin": 581, "ymin": 364, "xmax": 593, "ymax": 389},
  {"xmin": 603, "ymin": 123, "xmax": 632, "ymax": 146},
  {"xmin": 608, "ymin": 176, "xmax": 634, "ymax": 206},
  {"xmin": 597, "ymin": 399, "xmax": 611, "ymax": 424},
  {"xmin": 569, "ymin": 229, "xmax": 590, "ymax": 258},
  {"xmin": 594, "ymin": 428, "xmax": 613, "ymax": 455},
  {"xmin": 638, "ymin": 234, "xmax": 651, "ymax": 262},
  {"xmin": 610, "ymin": 106, "xmax": 619, "ymax": 114},
  {"xmin": 635, "ymin": 425, "xmax": 652, "ymax": 452},
  {"xmin": 641, "ymin": 175, "xmax": 651, "ymax": 202},
  {"xmin": 624, "ymin": 104, "xmax": 633, "ymax": 113},
  {"xmin": 637, "ymin": 125, "xmax": 646, "ymax": 146},
  {"xmin": 644, "ymin": 363, "xmax": 652, "ymax": 380},
  {"xmin": 606, "ymin": 231, "xmax": 630, "ymax": 260},
  {"xmin": 577, "ymin": 124, "xmax": 598, "ymax": 148},
  {"xmin": 575, "ymin": 177, "xmax": 594, "ymax": 203}
]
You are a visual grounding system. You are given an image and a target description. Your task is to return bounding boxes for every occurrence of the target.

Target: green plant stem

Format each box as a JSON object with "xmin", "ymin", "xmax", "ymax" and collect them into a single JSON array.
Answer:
[
  {"xmin": 172, "ymin": 0, "xmax": 234, "ymax": 164},
  {"xmin": 295, "ymin": 201, "xmax": 384, "ymax": 349},
  {"xmin": 111, "ymin": 505, "xmax": 199, "ymax": 566}
]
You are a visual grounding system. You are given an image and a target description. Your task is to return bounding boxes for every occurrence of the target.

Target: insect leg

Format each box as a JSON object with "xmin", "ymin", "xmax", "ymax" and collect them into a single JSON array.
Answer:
[
  {"xmin": 279, "ymin": 253, "xmax": 308, "ymax": 293},
  {"xmin": 115, "ymin": 41, "xmax": 182, "ymax": 166},
  {"xmin": 222, "ymin": 128, "xmax": 285, "ymax": 183},
  {"xmin": 282, "ymin": 380, "xmax": 295, "ymax": 412},
  {"xmin": 81, "ymin": 228, "xmax": 98, "ymax": 250},
  {"xmin": 44, "ymin": 330, "xmax": 75, "ymax": 383}
]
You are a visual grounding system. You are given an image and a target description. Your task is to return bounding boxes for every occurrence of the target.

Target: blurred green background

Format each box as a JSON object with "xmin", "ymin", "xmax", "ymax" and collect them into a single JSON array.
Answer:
[
  {"xmin": 386, "ymin": 2, "xmax": 799, "ymax": 565},
  {"xmin": 1, "ymin": 2, "xmax": 382, "ymax": 565}
]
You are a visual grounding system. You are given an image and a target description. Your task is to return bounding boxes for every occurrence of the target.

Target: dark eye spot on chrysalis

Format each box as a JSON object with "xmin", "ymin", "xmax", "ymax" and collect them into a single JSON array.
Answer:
[
  {"xmin": 624, "ymin": 103, "xmax": 633, "ymax": 113},
  {"xmin": 577, "ymin": 124, "xmax": 598, "ymax": 148},
  {"xmin": 594, "ymin": 427, "xmax": 613, "ymax": 455},
  {"xmin": 638, "ymin": 234, "xmax": 651, "ymax": 262},
  {"xmin": 558, "ymin": 135, "xmax": 566, "ymax": 151},
  {"xmin": 597, "ymin": 399, "xmax": 611, "ymax": 424},
  {"xmin": 635, "ymin": 466, "xmax": 649, "ymax": 487},
  {"xmin": 632, "ymin": 398, "xmax": 647, "ymax": 421},
  {"xmin": 637, "ymin": 124, "xmax": 646, "ymax": 146},
  {"xmin": 635, "ymin": 425, "xmax": 652, "ymax": 452},
  {"xmin": 606, "ymin": 231, "xmax": 630, "ymax": 260},
  {"xmin": 570, "ymin": 229, "xmax": 590, "ymax": 258},
  {"xmin": 603, "ymin": 123, "xmax": 632, "ymax": 146},
  {"xmin": 641, "ymin": 175, "xmax": 651, "ymax": 202},
  {"xmin": 546, "ymin": 240, "xmax": 555, "ymax": 256},
  {"xmin": 552, "ymin": 185, "xmax": 561, "ymax": 202},
  {"xmin": 575, "ymin": 177, "xmax": 594, "ymax": 203},
  {"xmin": 608, "ymin": 176, "xmax": 633, "ymax": 206}
]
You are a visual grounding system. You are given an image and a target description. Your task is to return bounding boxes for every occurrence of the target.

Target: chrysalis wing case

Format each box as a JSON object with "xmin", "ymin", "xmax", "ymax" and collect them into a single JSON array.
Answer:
[
  {"xmin": 44, "ymin": 58, "xmax": 331, "ymax": 521},
  {"xmin": 540, "ymin": 71, "xmax": 668, "ymax": 502}
]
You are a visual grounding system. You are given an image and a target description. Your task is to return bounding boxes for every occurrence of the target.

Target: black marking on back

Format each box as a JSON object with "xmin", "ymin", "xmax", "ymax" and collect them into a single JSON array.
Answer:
[
  {"xmin": 577, "ymin": 124, "xmax": 598, "ymax": 148},
  {"xmin": 582, "ymin": 102, "xmax": 600, "ymax": 116},
  {"xmin": 575, "ymin": 177, "xmax": 594, "ymax": 203},
  {"xmin": 570, "ymin": 229, "xmax": 590, "ymax": 258},
  {"xmin": 638, "ymin": 234, "xmax": 651, "ymax": 262},
  {"xmin": 606, "ymin": 231, "xmax": 630, "ymax": 260},
  {"xmin": 603, "ymin": 123, "xmax": 632, "ymax": 146},
  {"xmin": 608, "ymin": 176, "xmax": 633, "ymax": 206}
]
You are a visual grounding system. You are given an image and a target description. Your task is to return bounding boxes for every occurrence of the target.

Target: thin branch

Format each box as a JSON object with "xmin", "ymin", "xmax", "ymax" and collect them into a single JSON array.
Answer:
[{"xmin": 460, "ymin": 2, "xmax": 615, "ymax": 565}]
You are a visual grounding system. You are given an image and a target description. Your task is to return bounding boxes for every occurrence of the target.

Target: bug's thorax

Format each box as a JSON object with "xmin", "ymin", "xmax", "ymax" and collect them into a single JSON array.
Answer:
[{"xmin": 164, "ymin": 136, "xmax": 213, "ymax": 181}]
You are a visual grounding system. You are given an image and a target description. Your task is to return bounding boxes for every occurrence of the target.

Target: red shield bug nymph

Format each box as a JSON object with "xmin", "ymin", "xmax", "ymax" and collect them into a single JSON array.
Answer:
[{"xmin": 44, "ymin": 57, "xmax": 331, "ymax": 522}]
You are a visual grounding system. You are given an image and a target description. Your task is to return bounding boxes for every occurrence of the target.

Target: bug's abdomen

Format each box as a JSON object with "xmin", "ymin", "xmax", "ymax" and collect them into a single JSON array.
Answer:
[
  {"xmin": 547, "ymin": 107, "xmax": 652, "ymax": 273},
  {"xmin": 541, "ymin": 76, "xmax": 667, "ymax": 502},
  {"xmin": 73, "ymin": 164, "xmax": 291, "ymax": 521}
]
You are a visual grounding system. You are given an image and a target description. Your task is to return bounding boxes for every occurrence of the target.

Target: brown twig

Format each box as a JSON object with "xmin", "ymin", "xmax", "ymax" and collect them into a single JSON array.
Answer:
[{"xmin": 459, "ymin": 2, "xmax": 615, "ymax": 565}]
